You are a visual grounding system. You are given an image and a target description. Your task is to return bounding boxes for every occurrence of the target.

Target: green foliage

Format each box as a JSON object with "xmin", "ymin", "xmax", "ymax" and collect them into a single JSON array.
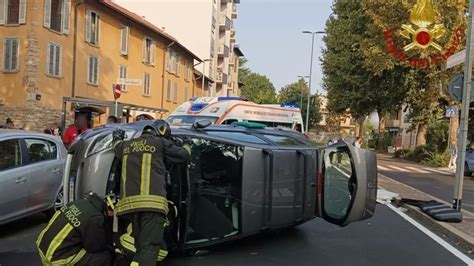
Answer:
[
  {"xmin": 405, "ymin": 145, "xmax": 432, "ymax": 163},
  {"xmin": 426, "ymin": 121, "xmax": 449, "ymax": 153},
  {"xmin": 394, "ymin": 148, "xmax": 411, "ymax": 159},
  {"xmin": 238, "ymin": 58, "xmax": 277, "ymax": 104},
  {"xmin": 422, "ymin": 150, "xmax": 450, "ymax": 167},
  {"xmin": 278, "ymin": 79, "xmax": 322, "ymax": 129}
]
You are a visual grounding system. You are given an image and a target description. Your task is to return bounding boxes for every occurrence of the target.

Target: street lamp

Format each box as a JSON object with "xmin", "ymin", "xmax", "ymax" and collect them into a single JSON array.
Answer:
[
  {"xmin": 302, "ymin": 30, "xmax": 325, "ymax": 133},
  {"xmin": 194, "ymin": 59, "xmax": 211, "ymax": 97},
  {"xmin": 297, "ymin": 75, "xmax": 310, "ymax": 109}
]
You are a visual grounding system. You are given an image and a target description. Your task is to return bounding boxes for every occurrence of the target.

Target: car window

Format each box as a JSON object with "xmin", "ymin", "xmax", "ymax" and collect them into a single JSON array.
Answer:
[
  {"xmin": 25, "ymin": 139, "xmax": 56, "ymax": 163},
  {"xmin": 206, "ymin": 131, "xmax": 268, "ymax": 144},
  {"xmin": 262, "ymin": 134, "xmax": 305, "ymax": 146},
  {"xmin": 0, "ymin": 139, "xmax": 22, "ymax": 171}
]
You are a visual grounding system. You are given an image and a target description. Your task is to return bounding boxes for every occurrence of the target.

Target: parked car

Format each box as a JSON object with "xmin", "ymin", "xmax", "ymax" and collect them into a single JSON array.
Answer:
[
  {"xmin": 63, "ymin": 121, "xmax": 377, "ymax": 253},
  {"xmin": 464, "ymin": 149, "xmax": 474, "ymax": 176},
  {"xmin": 0, "ymin": 130, "xmax": 66, "ymax": 225}
]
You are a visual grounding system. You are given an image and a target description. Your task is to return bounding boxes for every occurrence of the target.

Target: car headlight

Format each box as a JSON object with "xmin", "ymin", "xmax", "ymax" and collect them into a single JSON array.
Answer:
[{"xmin": 87, "ymin": 130, "xmax": 136, "ymax": 157}]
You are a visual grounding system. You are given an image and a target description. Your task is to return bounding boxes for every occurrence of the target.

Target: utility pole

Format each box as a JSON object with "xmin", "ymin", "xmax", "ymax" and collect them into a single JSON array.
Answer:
[{"xmin": 453, "ymin": 0, "xmax": 474, "ymax": 211}]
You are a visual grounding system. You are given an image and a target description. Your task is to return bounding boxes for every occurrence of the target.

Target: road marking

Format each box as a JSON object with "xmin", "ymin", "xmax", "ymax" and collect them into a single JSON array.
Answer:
[
  {"xmin": 386, "ymin": 165, "xmax": 410, "ymax": 172},
  {"xmin": 422, "ymin": 168, "xmax": 451, "ymax": 175},
  {"xmin": 386, "ymin": 204, "xmax": 474, "ymax": 266},
  {"xmin": 404, "ymin": 166, "xmax": 431, "ymax": 174},
  {"xmin": 377, "ymin": 165, "xmax": 391, "ymax": 171}
]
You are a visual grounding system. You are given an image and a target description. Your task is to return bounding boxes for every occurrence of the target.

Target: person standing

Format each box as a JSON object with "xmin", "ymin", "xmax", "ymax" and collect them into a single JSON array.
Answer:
[
  {"xmin": 354, "ymin": 136, "xmax": 362, "ymax": 148},
  {"xmin": 36, "ymin": 193, "xmax": 115, "ymax": 265},
  {"xmin": 114, "ymin": 120, "xmax": 190, "ymax": 266},
  {"xmin": 448, "ymin": 144, "xmax": 458, "ymax": 171},
  {"xmin": 6, "ymin": 118, "xmax": 15, "ymax": 129},
  {"xmin": 63, "ymin": 113, "xmax": 90, "ymax": 149}
]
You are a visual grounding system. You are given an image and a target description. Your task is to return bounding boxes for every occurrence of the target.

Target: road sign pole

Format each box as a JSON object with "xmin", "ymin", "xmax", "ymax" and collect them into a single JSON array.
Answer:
[
  {"xmin": 114, "ymin": 99, "xmax": 118, "ymax": 117},
  {"xmin": 453, "ymin": 0, "xmax": 474, "ymax": 211}
]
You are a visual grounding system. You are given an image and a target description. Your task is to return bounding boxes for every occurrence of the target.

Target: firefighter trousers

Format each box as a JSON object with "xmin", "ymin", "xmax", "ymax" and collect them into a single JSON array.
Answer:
[
  {"xmin": 75, "ymin": 250, "xmax": 112, "ymax": 266},
  {"xmin": 126, "ymin": 212, "xmax": 166, "ymax": 266}
]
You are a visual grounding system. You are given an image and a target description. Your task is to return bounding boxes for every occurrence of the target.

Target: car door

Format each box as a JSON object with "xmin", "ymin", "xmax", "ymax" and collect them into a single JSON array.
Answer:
[
  {"xmin": 24, "ymin": 138, "xmax": 63, "ymax": 213},
  {"xmin": 0, "ymin": 138, "xmax": 29, "ymax": 223},
  {"xmin": 318, "ymin": 141, "xmax": 377, "ymax": 226}
]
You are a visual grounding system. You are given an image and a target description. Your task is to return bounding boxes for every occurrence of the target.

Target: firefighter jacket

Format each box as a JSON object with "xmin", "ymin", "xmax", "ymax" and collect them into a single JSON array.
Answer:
[
  {"xmin": 115, "ymin": 133, "xmax": 189, "ymax": 216},
  {"xmin": 36, "ymin": 194, "xmax": 111, "ymax": 265}
]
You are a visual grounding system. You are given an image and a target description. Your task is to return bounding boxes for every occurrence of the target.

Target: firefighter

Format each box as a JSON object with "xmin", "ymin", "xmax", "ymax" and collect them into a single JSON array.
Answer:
[
  {"xmin": 36, "ymin": 193, "xmax": 115, "ymax": 266},
  {"xmin": 114, "ymin": 120, "xmax": 190, "ymax": 266}
]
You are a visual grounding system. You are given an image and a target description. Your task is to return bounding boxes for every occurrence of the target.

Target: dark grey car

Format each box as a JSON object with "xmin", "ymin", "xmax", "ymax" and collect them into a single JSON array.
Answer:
[
  {"xmin": 0, "ymin": 130, "xmax": 66, "ymax": 225},
  {"xmin": 63, "ymin": 121, "xmax": 377, "ymax": 253}
]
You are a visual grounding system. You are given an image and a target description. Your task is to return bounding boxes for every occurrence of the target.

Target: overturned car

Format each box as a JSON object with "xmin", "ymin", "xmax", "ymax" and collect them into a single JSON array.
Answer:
[{"xmin": 63, "ymin": 120, "xmax": 377, "ymax": 254}]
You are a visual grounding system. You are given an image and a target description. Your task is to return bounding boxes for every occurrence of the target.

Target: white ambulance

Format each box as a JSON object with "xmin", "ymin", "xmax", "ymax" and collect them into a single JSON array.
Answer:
[{"xmin": 167, "ymin": 97, "xmax": 305, "ymax": 133}]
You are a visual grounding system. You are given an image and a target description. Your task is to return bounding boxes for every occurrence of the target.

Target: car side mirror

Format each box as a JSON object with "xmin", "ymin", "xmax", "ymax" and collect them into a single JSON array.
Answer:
[{"xmin": 192, "ymin": 120, "xmax": 212, "ymax": 130}]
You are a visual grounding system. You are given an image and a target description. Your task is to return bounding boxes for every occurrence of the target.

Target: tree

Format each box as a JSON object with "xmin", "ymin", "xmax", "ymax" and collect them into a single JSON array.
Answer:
[
  {"xmin": 240, "ymin": 73, "xmax": 277, "ymax": 104},
  {"xmin": 279, "ymin": 79, "xmax": 322, "ymax": 130},
  {"xmin": 238, "ymin": 57, "xmax": 251, "ymax": 83}
]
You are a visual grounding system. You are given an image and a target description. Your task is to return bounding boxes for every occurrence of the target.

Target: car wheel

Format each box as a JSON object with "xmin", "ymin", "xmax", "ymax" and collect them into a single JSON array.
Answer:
[
  {"xmin": 44, "ymin": 189, "xmax": 64, "ymax": 217},
  {"xmin": 464, "ymin": 163, "xmax": 472, "ymax": 177}
]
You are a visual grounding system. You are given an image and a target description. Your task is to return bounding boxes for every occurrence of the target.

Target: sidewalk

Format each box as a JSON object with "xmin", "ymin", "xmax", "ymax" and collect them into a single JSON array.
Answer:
[{"xmin": 379, "ymin": 174, "xmax": 474, "ymax": 253}]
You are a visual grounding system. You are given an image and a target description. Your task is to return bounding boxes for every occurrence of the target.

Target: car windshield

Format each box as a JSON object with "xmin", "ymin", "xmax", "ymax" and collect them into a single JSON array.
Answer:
[{"xmin": 167, "ymin": 116, "xmax": 218, "ymax": 125}]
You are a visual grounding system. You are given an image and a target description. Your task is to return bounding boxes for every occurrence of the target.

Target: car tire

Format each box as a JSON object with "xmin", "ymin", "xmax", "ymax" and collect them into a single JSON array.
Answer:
[
  {"xmin": 464, "ymin": 163, "xmax": 472, "ymax": 177},
  {"xmin": 44, "ymin": 189, "xmax": 64, "ymax": 217}
]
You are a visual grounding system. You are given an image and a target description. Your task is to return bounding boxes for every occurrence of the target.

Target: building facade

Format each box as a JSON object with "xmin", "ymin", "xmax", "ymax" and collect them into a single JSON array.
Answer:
[
  {"xmin": 116, "ymin": 0, "xmax": 243, "ymax": 97},
  {"xmin": 0, "ymin": 0, "xmax": 200, "ymax": 131}
]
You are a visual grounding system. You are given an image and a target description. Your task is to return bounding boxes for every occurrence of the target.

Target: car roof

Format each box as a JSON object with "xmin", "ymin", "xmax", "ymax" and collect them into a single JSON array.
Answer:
[{"xmin": 0, "ymin": 129, "xmax": 62, "ymax": 140}]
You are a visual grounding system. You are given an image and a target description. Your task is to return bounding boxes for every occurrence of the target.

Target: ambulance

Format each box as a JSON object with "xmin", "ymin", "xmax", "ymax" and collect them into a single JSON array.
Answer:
[{"xmin": 167, "ymin": 97, "xmax": 305, "ymax": 133}]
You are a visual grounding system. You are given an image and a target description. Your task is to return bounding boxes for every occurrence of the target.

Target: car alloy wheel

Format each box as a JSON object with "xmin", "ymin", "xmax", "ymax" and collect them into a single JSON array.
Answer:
[{"xmin": 54, "ymin": 189, "xmax": 64, "ymax": 211}]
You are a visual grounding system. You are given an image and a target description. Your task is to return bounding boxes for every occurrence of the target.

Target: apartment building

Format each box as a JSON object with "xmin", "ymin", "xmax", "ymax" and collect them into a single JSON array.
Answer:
[
  {"xmin": 116, "ymin": 0, "xmax": 243, "ymax": 97},
  {"xmin": 0, "ymin": 0, "xmax": 200, "ymax": 131}
]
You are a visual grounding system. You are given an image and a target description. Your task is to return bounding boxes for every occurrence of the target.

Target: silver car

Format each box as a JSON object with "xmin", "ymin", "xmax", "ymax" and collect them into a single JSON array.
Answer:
[
  {"xmin": 64, "ymin": 121, "xmax": 377, "ymax": 253},
  {"xmin": 0, "ymin": 130, "xmax": 66, "ymax": 225}
]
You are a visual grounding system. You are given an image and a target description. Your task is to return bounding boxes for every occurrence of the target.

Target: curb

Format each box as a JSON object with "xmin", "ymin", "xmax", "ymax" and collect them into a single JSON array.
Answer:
[{"xmin": 378, "ymin": 174, "xmax": 474, "ymax": 253}]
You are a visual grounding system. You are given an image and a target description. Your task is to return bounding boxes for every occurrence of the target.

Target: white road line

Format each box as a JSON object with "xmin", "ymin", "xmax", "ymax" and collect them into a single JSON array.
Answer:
[
  {"xmin": 385, "ymin": 165, "xmax": 410, "ymax": 172},
  {"xmin": 423, "ymin": 168, "xmax": 451, "ymax": 175},
  {"xmin": 386, "ymin": 204, "xmax": 474, "ymax": 266},
  {"xmin": 404, "ymin": 166, "xmax": 431, "ymax": 174},
  {"xmin": 377, "ymin": 165, "xmax": 391, "ymax": 171}
]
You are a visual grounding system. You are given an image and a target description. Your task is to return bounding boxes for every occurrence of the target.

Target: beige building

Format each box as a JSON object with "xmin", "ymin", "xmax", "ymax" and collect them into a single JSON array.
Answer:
[
  {"xmin": 317, "ymin": 96, "xmax": 356, "ymax": 135},
  {"xmin": 0, "ymin": 0, "xmax": 201, "ymax": 131},
  {"xmin": 116, "ymin": 0, "xmax": 243, "ymax": 97}
]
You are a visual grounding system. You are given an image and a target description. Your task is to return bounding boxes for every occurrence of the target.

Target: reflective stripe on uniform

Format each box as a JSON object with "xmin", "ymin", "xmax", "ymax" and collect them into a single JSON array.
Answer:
[
  {"xmin": 46, "ymin": 224, "xmax": 74, "ymax": 261},
  {"xmin": 116, "ymin": 195, "xmax": 169, "ymax": 215},
  {"xmin": 36, "ymin": 211, "xmax": 62, "ymax": 260},
  {"xmin": 41, "ymin": 248, "xmax": 86, "ymax": 265},
  {"xmin": 140, "ymin": 153, "xmax": 152, "ymax": 195},
  {"xmin": 122, "ymin": 154, "xmax": 128, "ymax": 198},
  {"xmin": 120, "ymin": 231, "xmax": 168, "ymax": 262}
]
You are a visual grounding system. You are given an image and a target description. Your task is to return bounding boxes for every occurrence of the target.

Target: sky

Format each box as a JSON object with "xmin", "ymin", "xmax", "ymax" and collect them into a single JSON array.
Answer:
[{"xmin": 235, "ymin": 0, "xmax": 333, "ymax": 94}]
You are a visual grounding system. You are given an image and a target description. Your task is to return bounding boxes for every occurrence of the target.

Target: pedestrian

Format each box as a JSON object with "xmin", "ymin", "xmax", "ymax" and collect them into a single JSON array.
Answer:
[
  {"xmin": 354, "ymin": 136, "xmax": 362, "ymax": 148},
  {"xmin": 63, "ymin": 113, "xmax": 90, "ymax": 149},
  {"xmin": 107, "ymin": 115, "xmax": 119, "ymax": 124},
  {"xmin": 448, "ymin": 144, "xmax": 458, "ymax": 171},
  {"xmin": 36, "ymin": 193, "xmax": 115, "ymax": 266},
  {"xmin": 6, "ymin": 118, "xmax": 15, "ymax": 129},
  {"xmin": 44, "ymin": 123, "xmax": 61, "ymax": 136},
  {"xmin": 114, "ymin": 120, "xmax": 190, "ymax": 266}
]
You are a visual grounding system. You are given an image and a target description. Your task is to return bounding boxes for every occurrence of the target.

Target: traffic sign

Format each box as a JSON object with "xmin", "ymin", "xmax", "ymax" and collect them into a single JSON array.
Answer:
[
  {"xmin": 113, "ymin": 84, "xmax": 122, "ymax": 100},
  {"xmin": 117, "ymin": 78, "xmax": 142, "ymax": 86},
  {"xmin": 447, "ymin": 73, "xmax": 474, "ymax": 103},
  {"xmin": 446, "ymin": 106, "xmax": 458, "ymax": 118}
]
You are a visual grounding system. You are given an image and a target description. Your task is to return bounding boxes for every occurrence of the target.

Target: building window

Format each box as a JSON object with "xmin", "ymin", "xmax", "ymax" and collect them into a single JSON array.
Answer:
[
  {"xmin": 184, "ymin": 61, "xmax": 192, "ymax": 81},
  {"xmin": 47, "ymin": 42, "xmax": 62, "ymax": 77},
  {"xmin": 166, "ymin": 80, "xmax": 171, "ymax": 102},
  {"xmin": 142, "ymin": 37, "xmax": 155, "ymax": 65},
  {"xmin": 120, "ymin": 25, "xmax": 129, "ymax": 55},
  {"xmin": 87, "ymin": 55, "xmax": 99, "ymax": 85},
  {"xmin": 118, "ymin": 65, "xmax": 127, "ymax": 91},
  {"xmin": 85, "ymin": 10, "xmax": 100, "ymax": 45},
  {"xmin": 173, "ymin": 81, "xmax": 178, "ymax": 103},
  {"xmin": 3, "ymin": 37, "xmax": 19, "ymax": 72},
  {"xmin": 143, "ymin": 73, "xmax": 151, "ymax": 96},
  {"xmin": 166, "ymin": 49, "xmax": 180, "ymax": 75},
  {"xmin": 184, "ymin": 86, "xmax": 188, "ymax": 101},
  {"xmin": 0, "ymin": 0, "xmax": 26, "ymax": 25},
  {"xmin": 43, "ymin": 0, "xmax": 70, "ymax": 34}
]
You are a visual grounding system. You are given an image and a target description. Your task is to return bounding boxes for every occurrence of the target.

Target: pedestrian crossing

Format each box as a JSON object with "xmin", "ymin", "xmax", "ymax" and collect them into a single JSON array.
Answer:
[{"xmin": 378, "ymin": 164, "xmax": 452, "ymax": 175}]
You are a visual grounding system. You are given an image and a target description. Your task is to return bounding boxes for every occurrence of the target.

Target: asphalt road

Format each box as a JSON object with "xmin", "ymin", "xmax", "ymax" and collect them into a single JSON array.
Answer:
[
  {"xmin": 0, "ymin": 205, "xmax": 471, "ymax": 266},
  {"xmin": 377, "ymin": 154, "xmax": 474, "ymax": 213}
]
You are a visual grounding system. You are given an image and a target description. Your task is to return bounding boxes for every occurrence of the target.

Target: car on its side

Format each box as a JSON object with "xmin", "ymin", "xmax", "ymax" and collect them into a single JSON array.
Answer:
[
  {"xmin": 0, "ymin": 130, "xmax": 66, "ymax": 225},
  {"xmin": 63, "ymin": 121, "xmax": 377, "ymax": 254}
]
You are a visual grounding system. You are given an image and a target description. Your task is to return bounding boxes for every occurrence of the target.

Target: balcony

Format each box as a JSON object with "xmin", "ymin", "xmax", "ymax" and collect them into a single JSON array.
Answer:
[
  {"xmin": 216, "ymin": 69, "xmax": 228, "ymax": 84},
  {"xmin": 218, "ymin": 44, "xmax": 230, "ymax": 58},
  {"xmin": 232, "ymin": 5, "xmax": 237, "ymax": 19},
  {"xmin": 219, "ymin": 15, "xmax": 232, "ymax": 30},
  {"xmin": 386, "ymin": 119, "xmax": 401, "ymax": 128}
]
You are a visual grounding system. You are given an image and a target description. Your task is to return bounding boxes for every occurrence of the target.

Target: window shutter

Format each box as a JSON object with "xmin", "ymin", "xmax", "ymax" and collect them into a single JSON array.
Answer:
[
  {"xmin": 151, "ymin": 41, "xmax": 156, "ymax": 66},
  {"xmin": 62, "ymin": 0, "xmax": 71, "ymax": 34},
  {"xmin": 173, "ymin": 82, "xmax": 177, "ymax": 103},
  {"xmin": 0, "ymin": 0, "xmax": 5, "ymax": 25},
  {"xmin": 47, "ymin": 43, "xmax": 52, "ymax": 75},
  {"xmin": 94, "ymin": 57, "xmax": 99, "ymax": 84},
  {"xmin": 95, "ymin": 13, "xmax": 100, "ymax": 45},
  {"xmin": 11, "ymin": 39, "xmax": 18, "ymax": 71},
  {"xmin": 85, "ymin": 11, "xmax": 91, "ymax": 43},
  {"xmin": 18, "ymin": 0, "xmax": 26, "ymax": 24},
  {"xmin": 142, "ymin": 38, "xmax": 146, "ymax": 63},
  {"xmin": 4, "ymin": 39, "xmax": 11, "ymax": 71},
  {"xmin": 166, "ymin": 50, "xmax": 171, "ymax": 71},
  {"xmin": 44, "ymin": 0, "xmax": 51, "ymax": 28},
  {"xmin": 167, "ymin": 80, "xmax": 171, "ymax": 101},
  {"xmin": 87, "ymin": 56, "xmax": 92, "ymax": 83},
  {"xmin": 176, "ymin": 55, "xmax": 180, "ymax": 76},
  {"xmin": 55, "ymin": 45, "xmax": 61, "ymax": 76},
  {"xmin": 120, "ymin": 26, "xmax": 129, "ymax": 55}
]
